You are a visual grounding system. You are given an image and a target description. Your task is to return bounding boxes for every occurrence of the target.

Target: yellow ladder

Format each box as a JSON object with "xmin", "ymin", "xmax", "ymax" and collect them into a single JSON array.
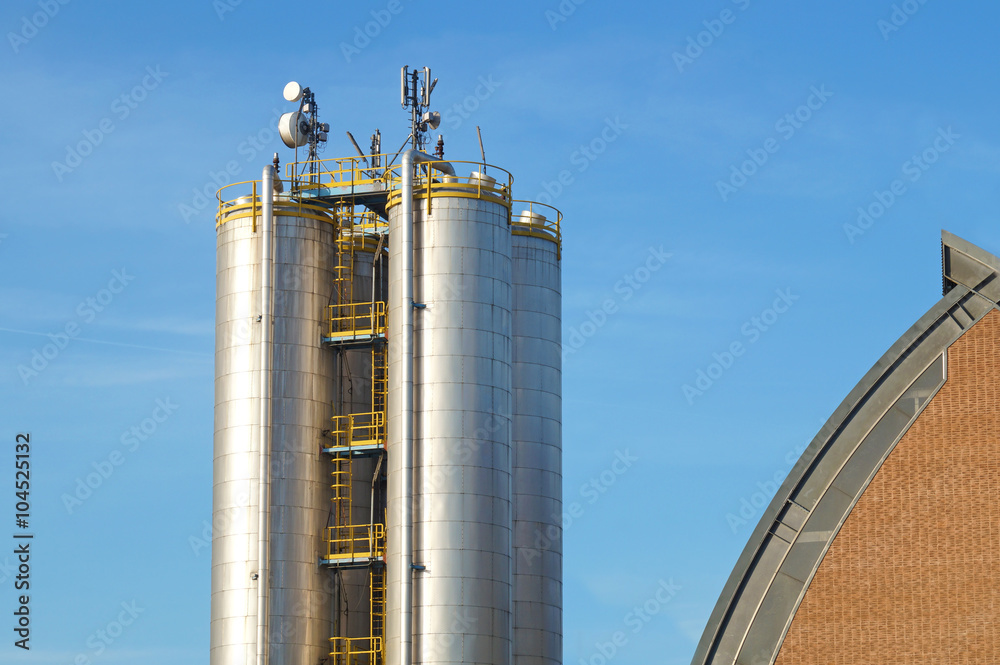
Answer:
[
  {"xmin": 329, "ymin": 454, "xmax": 353, "ymax": 555},
  {"xmin": 370, "ymin": 563, "xmax": 386, "ymax": 661},
  {"xmin": 371, "ymin": 341, "xmax": 388, "ymax": 436},
  {"xmin": 332, "ymin": 205, "xmax": 355, "ymax": 333},
  {"xmin": 325, "ymin": 203, "xmax": 387, "ymax": 665}
]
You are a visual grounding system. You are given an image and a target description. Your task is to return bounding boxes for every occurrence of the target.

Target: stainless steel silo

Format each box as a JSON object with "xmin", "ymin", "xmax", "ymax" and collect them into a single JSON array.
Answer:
[
  {"xmin": 386, "ymin": 159, "xmax": 514, "ymax": 665},
  {"xmin": 510, "ymin": 208, "xmax": 562, "ymax": 665},
  {"xmin": 213, "ymin": 184, "xmax": 337, "ymax": 665}
]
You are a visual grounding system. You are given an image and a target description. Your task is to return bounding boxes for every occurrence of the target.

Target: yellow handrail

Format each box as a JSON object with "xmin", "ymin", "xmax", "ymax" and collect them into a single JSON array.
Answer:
[
  {"xmin": 329, "ymin": 410, "xmax": 385, "ymax": 450},
  {"xmin": 326, "ymin": 523, "xmax": 386, "ymax": 560},
  {"xmin": 512, "ymin": 199, "xmax": 563, "ymax": 258},
  {"xmin": 215, "ymin": 179, "xmax": 335, "ymax": 227},
  {"xmin": 328, "ymin": 301, "xmax": 387, "ymax": 338},
  {"xmin": 329, "ymin": 636, "xmax": 384, "ymax": 665},
  {"xmin": 286, "ymin": 154, "xmax": 393, "ymax": 194},
  {"xmin": 383, "ymin": 159, "xmax": 514, "ymax": 211}
]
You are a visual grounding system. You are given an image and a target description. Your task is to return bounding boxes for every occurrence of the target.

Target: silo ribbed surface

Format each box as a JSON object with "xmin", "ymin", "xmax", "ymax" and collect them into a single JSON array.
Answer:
[
  {"xmin": 510, "ymin": 224, "xmax": 562, "ymax": 665},
  {"xmin": 212, "ymin": 198, "xmax": 337, "ymax": 665},
  {"xmin": 386, "ymin": 192, "xmax": 514, "ymax": 665},
  {"xmin": 213, "ymin": 201, "xmax": 261, "ymax": 665}
]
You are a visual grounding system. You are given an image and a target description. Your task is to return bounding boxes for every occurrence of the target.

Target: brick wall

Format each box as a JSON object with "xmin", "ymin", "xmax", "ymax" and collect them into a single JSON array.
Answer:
[{"xmin": 775, "ymin": 308, "xmax": 1000, "ymax": 664}]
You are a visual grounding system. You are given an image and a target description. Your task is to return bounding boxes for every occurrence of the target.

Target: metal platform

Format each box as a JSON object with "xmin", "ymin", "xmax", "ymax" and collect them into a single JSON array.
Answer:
[
  {"xmin": 322, "ymin": 331, "xmax": 386, "ymax": 348},
  {"xmin": 322, "ymin": 442, "xmax": 384, "ymax": 456},
  {"xmin": 320, "ymin": 555, "xmax": 385, "ymax": 569}
]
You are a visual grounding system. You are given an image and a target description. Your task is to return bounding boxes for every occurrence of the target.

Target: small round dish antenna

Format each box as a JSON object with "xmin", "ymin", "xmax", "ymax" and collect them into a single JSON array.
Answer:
[
  {"xmin": 283, "ymin": 81, "xmax": 303, "ymax": 102},
  {"xmin": 421, "ymin": 111, "xmax": 441, "ymax": 131}
]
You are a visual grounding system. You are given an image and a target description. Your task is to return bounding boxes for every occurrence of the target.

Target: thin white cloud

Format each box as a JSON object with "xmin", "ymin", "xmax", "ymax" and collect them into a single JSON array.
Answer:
[
  {"xmin": 0, "ymin": 647, "xmax": 204, "ymax": 664},
  {"xmin": 102, "ymin": 316, "xmax": 215, "ymax": 336},
  {"xmin": 60, "ymin": 363, "xmax": 210, "ymax": 387}
]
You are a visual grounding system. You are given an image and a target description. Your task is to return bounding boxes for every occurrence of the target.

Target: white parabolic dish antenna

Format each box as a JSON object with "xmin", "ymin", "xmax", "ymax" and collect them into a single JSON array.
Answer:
[
  {"xmin": 278, "ymin": 111, "xmax": 309, "ymax": 148},
  {"xmin": 283, "ymin": 81, "xmax": 303, "ymax": 102}
]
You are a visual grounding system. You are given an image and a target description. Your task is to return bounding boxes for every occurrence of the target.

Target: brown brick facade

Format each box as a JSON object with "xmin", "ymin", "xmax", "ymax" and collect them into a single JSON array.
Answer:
[{"xmin": 774, "ymin": 308, "xmax": 1000, "ymax": 664}]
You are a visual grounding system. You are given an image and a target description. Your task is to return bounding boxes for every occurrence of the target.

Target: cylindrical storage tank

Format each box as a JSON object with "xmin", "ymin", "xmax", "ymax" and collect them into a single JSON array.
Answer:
[
  {"xmin": 510, "ymin": 208, "xmax": 562, "ymax": 665},
  {"xmin": 386, "ymin": 174, "xmax": 514, "ymax": 665},
  {"xmin": 212, "ymin": 190, "xmax": 337, "ymax": 665}
]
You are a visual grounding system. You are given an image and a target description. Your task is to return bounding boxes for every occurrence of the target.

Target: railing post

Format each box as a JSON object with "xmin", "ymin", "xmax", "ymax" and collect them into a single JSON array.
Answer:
[{"xmin": 251, "ymin": 181, "xmax": 258, "ymax": 233}]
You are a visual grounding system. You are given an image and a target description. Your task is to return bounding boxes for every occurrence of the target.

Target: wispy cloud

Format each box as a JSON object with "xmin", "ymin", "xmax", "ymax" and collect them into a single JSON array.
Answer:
[
  {"xmin": 0, "ymin": 648, "xmax": 204, "ymax": 664},
  {"xmin": 0, "ymin": 326, "xmax": 210, "ymax": 357},
  {"xmin": 103, "ymin": 317, "xmax": 214, "ymax": 336}
]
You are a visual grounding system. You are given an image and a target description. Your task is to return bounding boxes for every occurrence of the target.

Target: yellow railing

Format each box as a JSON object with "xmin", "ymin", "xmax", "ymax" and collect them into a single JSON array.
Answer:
[
  {"xmin": 326, "ymin": 523, "xmax": 386, "ymax": 560},
  {"xmin": 337, "ymin": 208, "xmax": 388, "ymax": 237},
  {"xmin": 215, "ymin": 179, "xmax": 336, "ymax": 228},
  {"xmin": 329, "ymin": 636, "xmax": 383, "ymax": 665},
  {"xmin": 512, "ymin": 200, "xmax": 563, "ymax": 258},
  {"xmin": 384, "ymin": 160, "xmax": 514, "ymax": 211},
  {"xmin": 286, "ymin": 155, "xmax": 392, "ymax": 195},
  {"xmin": 328, "ymin": 301, "xmax": 387, "ymax": 338},
  {"xmin": 329, "ymin": 410, "xmax": 385, "ymax": 450}
]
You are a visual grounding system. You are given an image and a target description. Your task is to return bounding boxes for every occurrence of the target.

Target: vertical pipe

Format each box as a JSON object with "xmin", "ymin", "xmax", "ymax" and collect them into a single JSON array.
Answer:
[
  {"xmin": 256, "ymin": 164, "xmax": 274, "ymax": 665},
  {"xmin": 399, "ymin": 150, "xmax": 415, "ymax": 665}
]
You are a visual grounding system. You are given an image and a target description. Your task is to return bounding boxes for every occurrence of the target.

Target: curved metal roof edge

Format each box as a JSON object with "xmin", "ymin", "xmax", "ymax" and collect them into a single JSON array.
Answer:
[{"xmin": 691, "ymin": 231, "xmax": 1000, "ymax": 665}]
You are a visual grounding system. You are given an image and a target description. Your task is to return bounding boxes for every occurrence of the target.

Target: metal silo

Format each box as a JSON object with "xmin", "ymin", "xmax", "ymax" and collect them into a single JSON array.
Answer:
[
  {"xmin": 386, "ymin": 156, "xmax": 515, "ymax": 665},
  {"xmin": 212, "ymin": 70, "xmax": 564, "ymax": 665},
  {"xmin": 213, "ymin": 174, "xmax": 337, "ymax": 665},
  {"xmin": 510, "ymin": 206, "xmax": 563, "ymax": 665}
]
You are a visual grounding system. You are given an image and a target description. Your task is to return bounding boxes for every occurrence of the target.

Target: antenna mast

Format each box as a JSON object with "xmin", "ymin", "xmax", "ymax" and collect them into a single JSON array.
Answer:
[
  {"xmin": 400, "ymin": 66, "xmax": 440, "ymax": 152},
  {"xmin": 277, "ymin": 82, "xmax": 329, "ymax": 187}
]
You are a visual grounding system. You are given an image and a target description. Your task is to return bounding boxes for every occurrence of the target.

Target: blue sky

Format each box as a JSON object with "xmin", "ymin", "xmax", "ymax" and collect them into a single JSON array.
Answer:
[{"xmin": 2, "ymin": 1, "xmax": 999, "ymax": 663}]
